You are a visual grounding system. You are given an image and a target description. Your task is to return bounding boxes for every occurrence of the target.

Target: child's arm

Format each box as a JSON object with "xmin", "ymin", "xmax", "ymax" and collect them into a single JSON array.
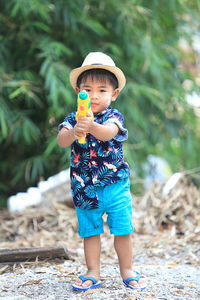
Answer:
[
  {"xmin": 57, "ymin": 109, "xmax": 122, "ymax": 147},
  {"xmin": 57, "ymin": 128, "xmax": 75, "ymax": 148},
  {"xmin": 77, "ymin": 114, "xmax": 119, "ymax": 141},
  {"xmin": 89, "ymin": 122, "xmax": 119, "ymax": 141},
  {"xmin": 57, "ymin": 124, "xmax": 86, "ymax": 148}
]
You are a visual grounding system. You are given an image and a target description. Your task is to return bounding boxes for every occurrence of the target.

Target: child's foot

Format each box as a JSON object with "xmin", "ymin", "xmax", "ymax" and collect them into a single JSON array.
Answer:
[
  {"xmin": 74, "ymin": 271, "xmax": 100, "ymax": 289},
  {"xmin": 122, "ymin": 271, "xmax": 146, "ymax": 290}
]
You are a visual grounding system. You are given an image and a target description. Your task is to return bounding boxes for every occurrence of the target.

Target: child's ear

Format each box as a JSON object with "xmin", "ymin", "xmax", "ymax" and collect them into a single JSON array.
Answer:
[
  {"xmin": 111, "ymin": 88, "xmax": 120, "ymax": 102},
  {"xmin": 75, "ymin": 87, "xmax": 80, "ymax": 94}
]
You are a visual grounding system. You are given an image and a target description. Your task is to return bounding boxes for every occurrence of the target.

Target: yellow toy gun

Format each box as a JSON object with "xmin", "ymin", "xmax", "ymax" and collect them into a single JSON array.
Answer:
[{"xmin": 75, "ymin": 90, "xmax": 93, "ymax": 144}]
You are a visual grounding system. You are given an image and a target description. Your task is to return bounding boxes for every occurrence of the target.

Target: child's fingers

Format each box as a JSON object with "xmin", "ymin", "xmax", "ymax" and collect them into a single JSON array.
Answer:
[
  {"xmin": 76, "ymin": 134, "xmax": 86, "ymax": 140},
  {"xmin": 77, "ymin": 116, "xmax": 91, "ymax": 122},
  {"xmin": 74, "ymin": 131, "xmax": 86, "ymax": 139},
  {"xmin": 75, "ymin": 124, "xmax": 86, "ymax": 133},
  {"xmin": 86, "ymin": 111, "xmax": 92, "ymax": 117},
  {"xmin": 76, "ymin": 119, "xmax": 92, "ymax": 132},
  {"xmin": 74, "ymin": 125, "xmax": 86, "ymax": 138}
]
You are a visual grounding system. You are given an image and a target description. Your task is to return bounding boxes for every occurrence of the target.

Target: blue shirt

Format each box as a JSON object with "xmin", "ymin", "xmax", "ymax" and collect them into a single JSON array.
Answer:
[{"xmin": 58, "ymin": 106, "xmax": 130, "ymax": 209}]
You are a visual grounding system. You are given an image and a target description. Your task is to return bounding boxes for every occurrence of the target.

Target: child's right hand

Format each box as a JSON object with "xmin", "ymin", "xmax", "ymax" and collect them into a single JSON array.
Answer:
[{"xmin": 73, "ymin": 122, "xmax": 86, "ymax": 140}]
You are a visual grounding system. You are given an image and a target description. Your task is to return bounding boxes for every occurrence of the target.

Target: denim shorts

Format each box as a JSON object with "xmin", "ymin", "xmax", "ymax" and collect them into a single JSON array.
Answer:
[{"xmin": 75, "ymin": 177, "xmax": 134, "ymax": 237}]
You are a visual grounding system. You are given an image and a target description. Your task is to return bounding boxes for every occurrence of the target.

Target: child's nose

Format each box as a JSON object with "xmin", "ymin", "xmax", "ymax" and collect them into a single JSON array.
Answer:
[{"xmin": 90, "ymin": 91, "xmax": 98, "ymax": 100}]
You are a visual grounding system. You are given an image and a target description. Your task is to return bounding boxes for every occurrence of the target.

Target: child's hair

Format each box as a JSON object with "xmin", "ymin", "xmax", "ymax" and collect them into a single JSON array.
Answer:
[{"xmin": 77, "ymin": 68, "xmax": 118, "ymax": 89}]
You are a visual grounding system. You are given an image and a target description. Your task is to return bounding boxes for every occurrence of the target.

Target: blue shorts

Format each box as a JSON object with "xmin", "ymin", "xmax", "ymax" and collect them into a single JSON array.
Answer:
[{"xmin": 75, "ymin": 177, "xmax": 134, "ymax": 237}]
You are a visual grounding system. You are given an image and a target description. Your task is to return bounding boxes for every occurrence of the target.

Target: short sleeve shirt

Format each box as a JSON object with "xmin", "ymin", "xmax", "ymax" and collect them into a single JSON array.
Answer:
[{"xmin": 58, "ymin": 106, "xmax": 130, "ymax": 209}]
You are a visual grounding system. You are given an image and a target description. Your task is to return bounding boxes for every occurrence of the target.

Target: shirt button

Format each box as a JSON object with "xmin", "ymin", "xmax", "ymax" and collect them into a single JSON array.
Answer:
[{"xmin": 92, "ymin": 143, "xmax": 95, "ymax": 147}]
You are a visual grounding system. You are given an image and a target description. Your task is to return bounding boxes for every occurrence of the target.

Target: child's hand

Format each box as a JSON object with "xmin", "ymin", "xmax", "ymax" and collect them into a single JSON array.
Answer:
[
  {"xmin": 75, "ymin": 112, "xmax": 94, "ymax": 136},
  {"xmin": 73, "ymin": 123, "xmax": 86, "ymax": 140}
]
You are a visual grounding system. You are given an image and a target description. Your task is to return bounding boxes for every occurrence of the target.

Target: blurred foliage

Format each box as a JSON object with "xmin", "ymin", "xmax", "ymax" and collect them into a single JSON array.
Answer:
[{"xmin": 0, "ymin": 0, "xmax": 200, "ymax": 206}]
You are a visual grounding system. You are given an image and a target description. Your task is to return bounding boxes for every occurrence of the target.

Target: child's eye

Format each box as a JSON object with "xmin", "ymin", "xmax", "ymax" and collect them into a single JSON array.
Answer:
[
  {"xmin": 85, "ymin": 89, "xmax": 91, "ymax": 92},
  {"xmin": 100, "ymin": 89, "xmax": 106, "ymax": 93}
]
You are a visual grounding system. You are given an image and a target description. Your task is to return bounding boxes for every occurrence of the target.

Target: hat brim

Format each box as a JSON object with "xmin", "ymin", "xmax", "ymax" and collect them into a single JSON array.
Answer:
[{"xmin": 70, "ymin": 64, "xmax": 126, "ymax": 92}]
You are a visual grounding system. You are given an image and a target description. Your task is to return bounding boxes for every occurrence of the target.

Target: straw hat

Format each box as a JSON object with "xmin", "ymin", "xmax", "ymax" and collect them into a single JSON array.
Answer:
[{"xmin": 70, "ymin": 52, "xmax": 126, "ymax": 91}]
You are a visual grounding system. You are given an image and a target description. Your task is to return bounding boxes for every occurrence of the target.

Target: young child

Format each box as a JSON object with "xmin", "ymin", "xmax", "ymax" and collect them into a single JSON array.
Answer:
[{"xmin": 57, "ymin": 52, "xmax": 146, "ymax": 291}]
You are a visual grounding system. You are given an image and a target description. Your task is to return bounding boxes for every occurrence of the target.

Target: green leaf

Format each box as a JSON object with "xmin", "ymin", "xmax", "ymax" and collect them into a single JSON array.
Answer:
[
  {"xmin": 0, "ymin": 112, "xmax": 8, "ymax": 137},
  {"xmin": 1, "ymin": 0, "xmax": 200, "ymax": 208},
  {"xmin": 9, "ymin": 87, "xmax": 23, "ymax": 99},
  {"xmin": 84, "ymin": 19, "xmax": 109, "ymax": 36}
]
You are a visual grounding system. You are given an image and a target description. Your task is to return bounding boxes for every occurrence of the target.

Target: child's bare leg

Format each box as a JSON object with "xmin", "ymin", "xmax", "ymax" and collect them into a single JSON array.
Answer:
[
  {"xmin": 75, "ymin": 234, "xmax": 101, "ymax": 288},
  {"xmin": 114, "ymin": 234, "xmax": 146, "ymax": 288}
]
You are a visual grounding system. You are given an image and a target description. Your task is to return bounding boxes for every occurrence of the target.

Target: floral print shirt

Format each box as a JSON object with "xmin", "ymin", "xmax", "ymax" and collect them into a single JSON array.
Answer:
[{"xmin": 58, "ymin": 106, "xmax": 130, "ymax": 210}]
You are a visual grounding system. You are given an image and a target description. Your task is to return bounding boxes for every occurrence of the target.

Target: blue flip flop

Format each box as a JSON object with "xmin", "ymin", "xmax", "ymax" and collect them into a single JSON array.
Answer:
[
  {"xmin": 123, "ymin": 273, "xmax": 146, "ymax": 291},
  {"xmin": 72, "ymin": 275, "xmax": 101, "ymax": 291}
]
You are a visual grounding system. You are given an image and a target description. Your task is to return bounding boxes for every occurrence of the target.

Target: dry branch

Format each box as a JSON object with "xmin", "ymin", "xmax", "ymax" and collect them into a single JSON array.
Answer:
[{"xmin": 0, "ymin": 246, "xmax": 71, "ymax": 263}]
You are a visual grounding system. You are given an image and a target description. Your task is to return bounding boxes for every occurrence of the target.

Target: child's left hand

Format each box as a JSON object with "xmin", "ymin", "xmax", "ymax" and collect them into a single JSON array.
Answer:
[{"xmin": 76, "ymin": 112, "xmax": 94, "ymax": 134}]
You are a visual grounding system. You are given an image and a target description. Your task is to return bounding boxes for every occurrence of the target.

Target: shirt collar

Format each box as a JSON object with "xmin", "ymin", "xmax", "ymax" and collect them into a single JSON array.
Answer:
[{"xmin": 94, "ymin": 106, "xmax": 112, "ymax": 117}]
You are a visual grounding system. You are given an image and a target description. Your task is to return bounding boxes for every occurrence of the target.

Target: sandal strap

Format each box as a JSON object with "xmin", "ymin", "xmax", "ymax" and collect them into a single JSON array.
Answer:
[
  {"xmin": 125, "ymin": 274, "xmax": 141, "ymax": 284},
  {"xmin": 79, "ymin": 275, "xmax": 97, "ymax": 284}
]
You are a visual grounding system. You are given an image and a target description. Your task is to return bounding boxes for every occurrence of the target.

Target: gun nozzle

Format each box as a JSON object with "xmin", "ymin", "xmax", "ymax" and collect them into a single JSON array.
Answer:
[{"xmin": 79, "ymin": 90, "xmax": 88, "ymax": 100}]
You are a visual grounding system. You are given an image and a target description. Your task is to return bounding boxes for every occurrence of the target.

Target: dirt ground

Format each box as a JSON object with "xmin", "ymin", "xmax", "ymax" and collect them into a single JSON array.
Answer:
[
  {"xmin": 0, "ymin": 219, "xmax": 199, "ymax": 299},
  {"xmin": 0, "ymin": 175, "xmax": 199, "ymax": 299}
]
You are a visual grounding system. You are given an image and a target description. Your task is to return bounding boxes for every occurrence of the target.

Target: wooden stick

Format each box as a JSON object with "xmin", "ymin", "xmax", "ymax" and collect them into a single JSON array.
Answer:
[{"xmin": 0, "ymin": 246, "xmax": 72, "ymax": 263}]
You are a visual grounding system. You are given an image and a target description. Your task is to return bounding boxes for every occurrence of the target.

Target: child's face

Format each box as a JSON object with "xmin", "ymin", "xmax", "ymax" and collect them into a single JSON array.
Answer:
[{"xmin": 76, "ymin": 77, "xmax": 120, "ymax": 114}]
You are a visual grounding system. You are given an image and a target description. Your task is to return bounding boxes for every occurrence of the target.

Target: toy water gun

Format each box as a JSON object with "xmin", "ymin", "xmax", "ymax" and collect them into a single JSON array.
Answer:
[{"xmin": 75, "ymin": 90, "xmax": 93, "ymax": 144}]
